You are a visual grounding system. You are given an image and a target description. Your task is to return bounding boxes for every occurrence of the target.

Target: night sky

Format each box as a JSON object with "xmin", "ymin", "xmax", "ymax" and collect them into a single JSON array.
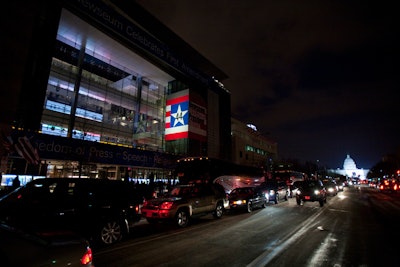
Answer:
[{"xmin": 136, "ymin": 0, "xmax": 399, "ymax": 169}]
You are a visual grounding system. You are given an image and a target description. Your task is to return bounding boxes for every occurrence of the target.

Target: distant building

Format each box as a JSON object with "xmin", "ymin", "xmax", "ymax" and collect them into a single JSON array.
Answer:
[
  {"xmin": 231, "ymin": 117, "xmax": 277, "ymax": 170},
  {"xmin": 329, "ymin": 155, "xmax": 369, "ymax": 180}
]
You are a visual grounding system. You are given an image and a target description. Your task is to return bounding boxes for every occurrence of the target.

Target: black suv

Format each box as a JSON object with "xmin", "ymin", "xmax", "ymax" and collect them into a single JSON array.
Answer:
[
  {"xmin": 0, "ymin": 178, "xmax": 143, "ymax": 246},
  {"xmin": 142, "ymin": 182, "xmax": 228, "ymax": 227},
  {"xmin": 295, "ymin": 179, "xmax": 327, "ymax": 207}
]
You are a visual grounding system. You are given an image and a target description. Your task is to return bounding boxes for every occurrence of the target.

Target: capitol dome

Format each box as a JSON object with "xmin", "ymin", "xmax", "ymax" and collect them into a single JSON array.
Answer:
[
  {"xmin": 343, "ymin": 154, "xmax": 357, "ymax": 170},
  {"xmin": 329, "ymin": 154, "xmax": 369, "ymax": 180}
]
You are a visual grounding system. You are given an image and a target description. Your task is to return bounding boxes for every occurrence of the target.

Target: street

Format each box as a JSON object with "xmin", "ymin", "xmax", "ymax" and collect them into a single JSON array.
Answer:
[{"xmin": 93, "ymin": 185, "xmax": 400, "ymax": 267}]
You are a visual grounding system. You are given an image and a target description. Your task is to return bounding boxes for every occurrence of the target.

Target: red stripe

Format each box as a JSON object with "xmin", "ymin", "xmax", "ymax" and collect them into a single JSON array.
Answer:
[
  {"xmin": 165, "ymin": 122, "xmax": 171, "ymax": 128},
  {"xmin": 165, "ymin": 132, "xmax": 188, "ymax": 140},
  {"xmin": 166, "ymin": 95, "xmax": 189, "ymax": 105}
]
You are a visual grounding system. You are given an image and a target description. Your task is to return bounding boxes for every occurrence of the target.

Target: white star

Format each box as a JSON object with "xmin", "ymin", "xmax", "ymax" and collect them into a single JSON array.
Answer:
[{"xmin": 171, "ymin": 104, "xmax": 188, "ymax": 126}]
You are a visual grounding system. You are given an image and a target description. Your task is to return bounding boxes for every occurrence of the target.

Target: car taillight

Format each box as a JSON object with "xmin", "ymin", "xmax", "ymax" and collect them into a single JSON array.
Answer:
[
  {"xmin": 81, "ymin": 247, "xmax": 93, "ymax": 265},
  {"xmin": 135, "ymin": 204, "xmax": 142, "ymax": 214},
  {"xmin": 160, "ymin": 201, "xmax": 174, "ymax": 210}
]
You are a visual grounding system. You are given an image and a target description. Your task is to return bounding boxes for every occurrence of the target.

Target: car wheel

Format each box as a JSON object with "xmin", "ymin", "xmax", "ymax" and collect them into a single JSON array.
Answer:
[
  {"xmin": 213, "ymin": 202, "xmax": 224, "ymax": 218},
  {"xmin": 262, "ymin": 200, "xmax": 267, "ymax": 208},
  {"xmin": 284, "ymin": 192, "xmax": 288, "ymax": 201},
  {"xmin": 175, "ymin": 209, "xmax": 189, "ymax": 227},
  {"xmin": 98, "ymin": 220, "xmax": 124, "ymax": 245},
  {"xmin": 176, "ymin": 209, "xmax": 189, "ymax": 227},
  {"xmin": 247, "ymin": 202, "xmax": 253, "ymax": 213}
]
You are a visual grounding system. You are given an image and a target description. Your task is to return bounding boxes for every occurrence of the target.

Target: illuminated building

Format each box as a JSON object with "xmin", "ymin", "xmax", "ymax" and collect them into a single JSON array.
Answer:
[
  {"xmin": 231, "ymin": 117, "xmax": 278, "ymax": 170},
  {"xmin": 1, "ymin": 0, "xmax": 231, "ymax": 183},
  {"xmin": 329, "ymin": 154, "xmax": 369, "ymax": 180}
]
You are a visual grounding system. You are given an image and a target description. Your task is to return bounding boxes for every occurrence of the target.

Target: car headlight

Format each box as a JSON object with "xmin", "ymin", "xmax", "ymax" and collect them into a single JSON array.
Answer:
[
  {"xmin": 269, "ymin": 190, "xmax": 275, "ymax": 196},
  {"xmin": 233, "ymin": 200, "xmax": 246, "ymax": 205},
  {"xmin": 314, "ymin": 190, "xmax": 320, "ymax": 195},
  {"xmin": 296, "ymin": 190, "xmax": 301, "ymax": 195}
]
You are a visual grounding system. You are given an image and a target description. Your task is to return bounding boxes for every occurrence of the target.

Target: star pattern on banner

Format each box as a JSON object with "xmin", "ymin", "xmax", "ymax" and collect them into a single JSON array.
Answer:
[{"xmin": 171, "ymin": 104, "xmax": 188, "ymax": 127}]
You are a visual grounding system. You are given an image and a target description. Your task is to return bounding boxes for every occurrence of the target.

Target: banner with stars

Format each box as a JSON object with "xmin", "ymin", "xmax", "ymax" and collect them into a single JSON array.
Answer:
[{"xmin": 165, "ymin": 93, "xmax": 189, "ymax": 140}]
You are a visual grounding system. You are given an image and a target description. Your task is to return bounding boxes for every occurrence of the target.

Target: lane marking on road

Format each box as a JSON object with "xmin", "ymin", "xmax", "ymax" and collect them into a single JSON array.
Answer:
[{"xmin": 247, "ymin": 207, "xmax": 325, "ymax": 267}]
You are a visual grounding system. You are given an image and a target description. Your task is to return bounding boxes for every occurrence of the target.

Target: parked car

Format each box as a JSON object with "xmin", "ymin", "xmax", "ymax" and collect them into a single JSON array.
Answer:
[
  {"xmin": 0, "ymin": 223, "xmax": 94, "ymax": 267},
  {"xmin": 259, "ymin": 179, "xmax": 289, "ymax": 204},
  {"xmin": 228, "ymin": 186, "xmax": 268, "ymax": 212},
  {"xmin": 0, "ymin": 178, "xmax": 144, "ymax": 246},
  {"xmin": 295, "ymin": 180, "xmax": 327, "ymax": 207},
  {"xmin": 141, "ymin": 182, "xmax": 228, "ymax": 227}
]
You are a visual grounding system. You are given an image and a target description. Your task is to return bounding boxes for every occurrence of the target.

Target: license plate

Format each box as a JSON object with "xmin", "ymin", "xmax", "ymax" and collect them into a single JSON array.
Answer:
[{"xmin": 305, "ymin": 196, "xmax": 311, "ymax": 200}]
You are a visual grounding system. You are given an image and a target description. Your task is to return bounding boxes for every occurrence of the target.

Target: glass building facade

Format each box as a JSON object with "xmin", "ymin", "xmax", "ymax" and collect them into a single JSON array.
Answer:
[
  {"xmin": 1, "ymin": 1, "xmax": 232, "ymax": 183},
  {"xmin": 43, "ymin": 10, "xmax": 168, "ymax": 151}
]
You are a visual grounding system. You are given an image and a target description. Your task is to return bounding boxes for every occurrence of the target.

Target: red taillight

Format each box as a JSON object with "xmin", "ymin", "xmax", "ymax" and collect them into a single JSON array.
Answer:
[
  {"xmin": 160, "ymin": 201, "xmax": 174, "ymax": 209},
  {"xmin": 81, "ymin": 247, "xmax": 92, "ymax": 265}
]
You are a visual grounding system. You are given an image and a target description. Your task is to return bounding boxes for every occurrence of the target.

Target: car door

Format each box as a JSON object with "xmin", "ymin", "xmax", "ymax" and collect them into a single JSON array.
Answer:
[
  {"xmin": 193, "ymin": 185, "xmax": 215, "ymax": 214},
  {"xmin": 277, "ymin": 181, "xmax": 286, "ymax": 199},
  {"xmin": 50, "ymin": 180, "xmax": 84, "ymax": 233},
  {"xmin": 252, "ymin": 188, "xmax": 262, "ymax": 207}
]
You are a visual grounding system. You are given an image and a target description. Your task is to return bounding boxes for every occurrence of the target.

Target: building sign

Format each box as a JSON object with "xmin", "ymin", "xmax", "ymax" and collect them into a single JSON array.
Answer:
[
  {"xmin": 165, "ymin": 91, "xmax": 189, "ymax": 141},
  {"xmin": 66, "ymin": 0, "xmax": 213, "ymax": 87},
  {"xmin": 8, "ymin": 131, "xmax": 178, "ymax": 169}
]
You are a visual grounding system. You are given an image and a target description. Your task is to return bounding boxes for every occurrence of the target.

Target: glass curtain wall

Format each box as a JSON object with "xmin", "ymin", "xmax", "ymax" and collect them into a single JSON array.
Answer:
[{"xmin": 41, "ymin": 10, "xmax": 168, "ymax": 152}]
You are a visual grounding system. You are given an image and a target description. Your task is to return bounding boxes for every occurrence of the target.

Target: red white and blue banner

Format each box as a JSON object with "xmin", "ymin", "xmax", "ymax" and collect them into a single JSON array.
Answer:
[
  {"xmin": 165, "ymin": 92, "xmax": 189, "ymax": 141},
  {"xmin": 165, "ymin": 89, "xmax": 207, "ymax": 142}
]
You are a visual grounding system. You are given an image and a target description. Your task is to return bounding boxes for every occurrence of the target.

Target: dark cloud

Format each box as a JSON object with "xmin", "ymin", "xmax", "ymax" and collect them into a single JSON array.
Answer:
[{"xmin": 137, "ymin": 0, "xmax": 400, "ymax": 169}]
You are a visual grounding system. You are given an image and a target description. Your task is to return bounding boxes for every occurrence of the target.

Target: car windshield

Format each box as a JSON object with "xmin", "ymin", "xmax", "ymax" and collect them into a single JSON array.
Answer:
[
  {"xmin": 304, "ymin": 181, "xmax": 321, "ymax": 188},
  {"xmin": 230, "ymin": 187, "xmax": 253, "ymax": 196},
  {"xmin": 261, "ymin": 181, "xmax": 278, "ymax": 187}
]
